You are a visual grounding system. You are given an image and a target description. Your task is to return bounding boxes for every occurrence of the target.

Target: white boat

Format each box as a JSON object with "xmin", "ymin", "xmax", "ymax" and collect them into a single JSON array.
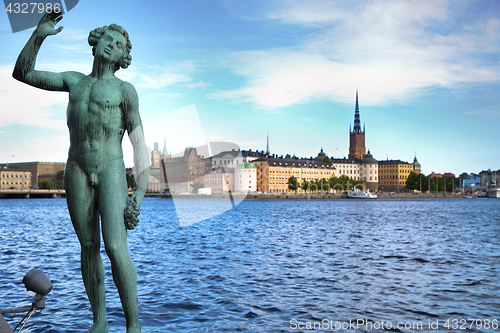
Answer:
[
  {"xmin": 347, "ymin": 188, "xmax": 377, "ymax": 199},
  {"xmin": 474, "ymin": 191, "xmax": 487, "ymax": 198},
  {"xmin": 487, "ymin": 187, "xmax": 500, "ymax": 198}
]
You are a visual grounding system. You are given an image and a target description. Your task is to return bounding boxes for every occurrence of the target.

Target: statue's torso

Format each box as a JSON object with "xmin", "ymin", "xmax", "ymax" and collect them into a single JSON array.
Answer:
[{"xmin": 67, "ymin": 75, "xmax": 126, "ymax": 174}]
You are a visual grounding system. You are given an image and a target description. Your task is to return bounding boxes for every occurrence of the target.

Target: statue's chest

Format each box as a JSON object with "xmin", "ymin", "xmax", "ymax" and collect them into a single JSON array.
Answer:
[
  {"xmin": 71, "ymin": 79, "xmax": 121, "ymax": 106},
  {"xmin": 69, "ymin": 79, "xmax": 124, "ymax": 129}
]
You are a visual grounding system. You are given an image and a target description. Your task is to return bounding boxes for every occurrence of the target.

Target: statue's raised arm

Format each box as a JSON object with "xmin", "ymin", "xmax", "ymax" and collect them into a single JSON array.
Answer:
[{"xmin": 12, "ymin": 11, "xmax": 83, "ymax": 92}]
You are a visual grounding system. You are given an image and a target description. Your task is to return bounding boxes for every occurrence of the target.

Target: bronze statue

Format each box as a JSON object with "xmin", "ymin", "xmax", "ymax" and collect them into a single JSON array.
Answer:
[{"xmin": 13, "ymin": 11, "xmax": 149, "ymax": 333}]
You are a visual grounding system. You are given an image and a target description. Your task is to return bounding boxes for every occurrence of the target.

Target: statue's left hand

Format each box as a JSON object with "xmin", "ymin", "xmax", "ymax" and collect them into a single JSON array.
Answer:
[{"xmin": 124, "ymin": 190, "xmax": 145, "ymax": 230}]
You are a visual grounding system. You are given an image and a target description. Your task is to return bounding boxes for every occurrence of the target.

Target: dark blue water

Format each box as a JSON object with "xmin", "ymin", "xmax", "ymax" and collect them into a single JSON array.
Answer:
[{"xmin": 0, "ymin": 198, "xmax": 499, "ymax": 332}]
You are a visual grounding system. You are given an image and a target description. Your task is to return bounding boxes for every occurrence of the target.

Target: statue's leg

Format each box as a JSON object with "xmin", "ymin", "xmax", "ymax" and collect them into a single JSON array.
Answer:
[
  {"xmin": 65, "ymin": 161, "xmax": 108, "ymax": 333},
  {"xmin": 99, "ymin": 168, "xmax": 141, "ymax": 333}
]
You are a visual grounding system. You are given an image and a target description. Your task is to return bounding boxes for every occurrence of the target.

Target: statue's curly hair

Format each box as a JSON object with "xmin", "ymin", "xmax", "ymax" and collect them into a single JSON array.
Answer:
[{"xmin": 88, "ymin": 24, "xmax": 132, "ymax": 71}]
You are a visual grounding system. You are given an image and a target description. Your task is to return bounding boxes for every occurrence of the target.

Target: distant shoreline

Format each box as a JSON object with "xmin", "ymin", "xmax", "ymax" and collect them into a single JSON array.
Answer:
[
  {"xmin": 144, "ymin": 192, "xmax": 477, "ymax": 200},
  {"xmin": 0, "ymin": 191, "xmax": 484, "ymax": 200}
]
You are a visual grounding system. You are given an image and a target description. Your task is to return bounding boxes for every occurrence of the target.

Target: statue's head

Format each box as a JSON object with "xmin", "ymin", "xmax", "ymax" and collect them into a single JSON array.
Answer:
[{"xmin": 88, "ymin": 24, "xmax": 132, "ymax": 71}]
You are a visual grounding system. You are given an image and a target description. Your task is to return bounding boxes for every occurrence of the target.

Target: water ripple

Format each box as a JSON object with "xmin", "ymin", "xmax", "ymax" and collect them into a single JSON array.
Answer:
[{"xmin": 0, "ymin": 198, "xmax": 499, "ymax": 332}]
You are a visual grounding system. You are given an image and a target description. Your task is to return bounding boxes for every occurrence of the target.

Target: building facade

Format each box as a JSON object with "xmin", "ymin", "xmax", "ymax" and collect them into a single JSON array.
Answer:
[
  {"xmin": 234, "ymin": 162, "xmax": 257, "ymax": 193},
  {"xmin": 480, "ymin": 169, "xmax": 499, "ymax": 188},
  {"xmin": 0, "ymin": 162, "xmax": 65, "ymax": 189},
  {"xmin": 359, "ymin": 150, "xmax": 378, "ymax": 191},
  {"xmin": 251, "ymin": 156, "xmax": 336, "ymax": 193},
  {"xmin": 0, "ymin": 167, "xmax": 32, "ymax": 190},
  {"xmin": 161, "ymin": 147, "xmax": 208, "ymax": 194},
  {"xmin": 147, "ymin": 174, "xmax": 161, "ymax": 193},
  {"xmin": 462, "ymin": 175, "xmax": 481, "ymax": 188},
  {"xmin": 378, "ymin": 159, "xmax": 414, "ymax": 192},
  {"xmin": 330, "ymin": 158, "xmax": 361, "ymax": 180},
  {"xmin": 148, "ymin": 139, "xmax": 171, "ymax": 192},
  {"xmin": 203, "ymin": 168, "xmax": 234, "ymax": 194},
  {"xmin": 210, "ymin": 149, "xmax": 265, "ymax": 168}
]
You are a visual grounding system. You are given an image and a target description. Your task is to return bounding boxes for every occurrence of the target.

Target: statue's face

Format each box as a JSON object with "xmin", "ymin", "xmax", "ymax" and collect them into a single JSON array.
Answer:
[{"xmin": 95, "ymin": 30, "xmax": 126, "ymax": 66}]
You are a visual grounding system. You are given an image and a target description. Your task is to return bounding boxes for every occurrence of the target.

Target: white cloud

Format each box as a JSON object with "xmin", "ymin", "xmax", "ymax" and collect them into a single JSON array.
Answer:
[
  {"xmin": 0, "ymin": 65, "xmax": 68, "ymax": 130},
  {"xmin": 464, "ymin": 107, "xmax": 500, "ymax": 118},
  {"xmin": 137, "ymin": 72, "xmax": 192, "ymax": 89},
  {"xmin": 59, "ymin": 28, "xmax": 88, "ymax": 41},
  {"xmin": 186, "ymin": 80, "xmax": 208, "ymax": 89},
  {"xmin": 147, "ymin": 92, "xmax": 185, "ymax": 99},
  {"xmin": 117, "ymin": 61, "xmax": 199, "ymax": 90},
  {"xmin": 211, "ymin": 0, "xmax": 500, "ymax": 108}
]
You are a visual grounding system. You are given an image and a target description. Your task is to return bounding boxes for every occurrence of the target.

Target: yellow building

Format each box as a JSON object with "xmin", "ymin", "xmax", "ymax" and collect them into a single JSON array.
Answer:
[
  {"xmin": 378, "ymin": 159, "xmax": 414, "ymax": 192},
  {"xmin": 0, "ymin": 167, "xmax": 32, "ymax": 190},
  {"xmin": 251, "ymin": 156, "xmax": 336, "ymax": 193},
  {"xmin": 0, "ymin": 162, "xmax": 65, "ymax": 189}
]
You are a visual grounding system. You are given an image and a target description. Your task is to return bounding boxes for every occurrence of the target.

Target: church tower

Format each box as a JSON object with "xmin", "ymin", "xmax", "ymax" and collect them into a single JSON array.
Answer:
[
  {"xmin": 348, "ymin": 87, "xmax": 366, "ymax": 160},
  {"xmin": 151, "ymin": 141, "xmax": 161, "ymax": 167}
]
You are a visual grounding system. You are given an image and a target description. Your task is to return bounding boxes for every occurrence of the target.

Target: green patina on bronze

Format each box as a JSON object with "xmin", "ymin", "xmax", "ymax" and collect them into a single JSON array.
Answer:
[{"xmin": 13, "ymin": 11, "xmax": 149, "ymax": 333}]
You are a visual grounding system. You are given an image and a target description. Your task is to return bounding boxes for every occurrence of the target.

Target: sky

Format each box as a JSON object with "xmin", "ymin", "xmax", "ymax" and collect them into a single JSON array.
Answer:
[{"xmin": 0, "ymin": 0, "xmax": 499, "ymax": 176}]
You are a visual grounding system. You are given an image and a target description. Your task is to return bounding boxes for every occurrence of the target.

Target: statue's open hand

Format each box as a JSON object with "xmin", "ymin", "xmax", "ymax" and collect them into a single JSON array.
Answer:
[
  {"xmin": 36, "ymin": 10, "xmax": 63, "ymax": 36},
  {"xmin": 124, "ymin": 196, "xmax": 141, "ymax": 230}
]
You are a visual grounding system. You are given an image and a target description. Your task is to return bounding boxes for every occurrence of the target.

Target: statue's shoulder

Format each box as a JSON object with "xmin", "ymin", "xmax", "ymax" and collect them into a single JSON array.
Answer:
[
  {"xmin": 64, "ymin": 71, "xmax": 87, "ymax": 88},
  {"xmin": 119, "ymin": 79, "xmax": 138, "ymax": 96},
  {"xmin": 117, "ymin": 79, "xmax": 138, "ymax": 107}
]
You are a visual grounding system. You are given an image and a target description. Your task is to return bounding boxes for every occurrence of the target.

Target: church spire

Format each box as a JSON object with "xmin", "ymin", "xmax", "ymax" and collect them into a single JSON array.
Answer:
[
  {"xmin": 353, "ymin": 86, "xmax": 362, "ymax": 133},
  {"xmin": 266, "ymin": 130, "xmax": 270, "ymax": 155},
  {"xmin": 348, "ymin": 86, "xmax": 366, "ymax": 160},
  {"xmin": 162, "ymin": 138, "xmax": 168, "ymax": 156}
]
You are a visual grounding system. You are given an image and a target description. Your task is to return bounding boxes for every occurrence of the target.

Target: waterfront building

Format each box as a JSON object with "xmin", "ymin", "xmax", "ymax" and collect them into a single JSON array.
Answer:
[
  {"xmin": 0, "ymin": 162, "xmax": 65, "ymax": 189},
  {"xmin": 462, "ymin": 175, "xmax": 481, "ymax": 188},
  {"xmin": 161, "ymin": 147, "xmax": 208, "ymax": 194},
  {"xmin": 348, "ymin": 88, "xmax": 366, "ymax": 160},
  {"xmin": 378, "ymin": 159, "xmax": 414, "ymax": 192},
  {"xmin": 314, "ymin": 146, "xmax": 367, "ymax": 183},
  {"xmin": 147, "ymin": 174, "xmax": 161, "ymax": 193},
  {"xmin": 316, "ymin": 148, "xmax": 361, "ymax": 180},
  {"xmin": 151, "ymin": 141, "xmax": 161, "ymax": 168},
  {"xmin": 203, "ymin": 167, "xmax": 234, "ymax": 194},
  {"xmin": 234, "ymin": 162, "xmax": 257, "ymax": 193},
  {"xmin": 251, "ymin": 155, "xmax": 336, "ymax": 193},
  {"xmin": 412, "ymin": 156, "xmax": 421, "ymax": 174},
  {"xmin": 480, "ymin": 169, "xmax": 499, "ymax": 188},
  {"xmin": 329, "ymin": 158, "xmax": 361, "ymax": 180},
  {"xmin": 148, "ymin": 139, "xmax": 171, "ymax": 192},
  {"xmin": 0, "ymin": 167, "xmax": 32, "ymax": 190},
  {"xmin": 210, "ymin": 149, "xmax": 265, "ymax": 168},
  {"xmin": 359, "ymin": 151, "xmax": 379, "ymax": 192}
]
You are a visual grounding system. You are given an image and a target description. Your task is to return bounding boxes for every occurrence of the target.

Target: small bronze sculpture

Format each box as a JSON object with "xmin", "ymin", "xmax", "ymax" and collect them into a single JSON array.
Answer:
[{"xmin": 13, "ymin": 11, "xmax": 149, "ymax": 333}]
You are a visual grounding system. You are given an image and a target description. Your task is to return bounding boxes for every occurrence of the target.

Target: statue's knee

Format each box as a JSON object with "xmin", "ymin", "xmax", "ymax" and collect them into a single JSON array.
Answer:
[
  {"xmin": 104, "ymin": 242, "xmax": 126, "ymax": 261},
  {"xmin": 81, "ymin": 240, "xmax": 99, "ymax": 254}
]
